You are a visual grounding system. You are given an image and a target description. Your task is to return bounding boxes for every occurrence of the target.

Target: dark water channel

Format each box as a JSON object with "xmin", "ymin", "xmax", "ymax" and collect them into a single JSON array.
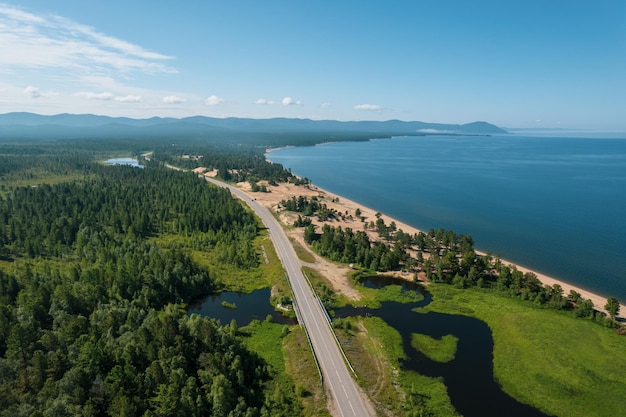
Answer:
[
  {"xmin": 188, "ymin": 288, "xmax": 295, "ymax": 326},
  {"xmin": 191, "ymin": 281, "xmax": 549, "ymax": 417},
  {"xmin": 335, "ymin": 276, "xmax": 549, "ymax": 417}
]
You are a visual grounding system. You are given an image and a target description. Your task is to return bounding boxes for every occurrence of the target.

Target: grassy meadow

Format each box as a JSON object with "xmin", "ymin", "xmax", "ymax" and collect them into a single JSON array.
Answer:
[
  {"xmin": 420, "ymin": 285, "xmax": 626, "ymax": 417},
  {"xmin": 324, "ymin": 277, "xmax": 626, "ymax": 417}
]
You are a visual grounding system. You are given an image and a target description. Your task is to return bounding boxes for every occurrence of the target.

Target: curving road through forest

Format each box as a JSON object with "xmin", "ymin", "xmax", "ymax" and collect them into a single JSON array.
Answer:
[{"xmin": 204, "ymin": 176, "xmax": 375, "ymax": 417}]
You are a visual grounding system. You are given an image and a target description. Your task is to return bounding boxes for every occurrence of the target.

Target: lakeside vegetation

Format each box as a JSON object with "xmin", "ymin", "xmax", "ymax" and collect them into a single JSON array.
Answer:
[
  {"xmin": 281, "ymin": 193, "xmax": 626, "ymax": 416},
  {"xmin": 330, "ymin": 281, "xmax": 626, "ymax": 417},
  {"xmin": 333, "ymin": 311, "xmax": 459, "ymax": 417},
  {"xmin": 411, "ymin": 333, "xmax": 458, "ymax": 363},
  {"xmin": 422, "ymin": 285, "xmax": 626, "ymax": 417},
  {"xmin": 285, "ymin": 196, "xmax": 622, "ymax": 326}
]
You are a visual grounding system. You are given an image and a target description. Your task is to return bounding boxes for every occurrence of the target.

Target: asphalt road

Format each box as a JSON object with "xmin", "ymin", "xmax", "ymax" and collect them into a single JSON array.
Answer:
[{"xmin": 204, "ymin": 176, "xmax": 375, "ymax": 417}]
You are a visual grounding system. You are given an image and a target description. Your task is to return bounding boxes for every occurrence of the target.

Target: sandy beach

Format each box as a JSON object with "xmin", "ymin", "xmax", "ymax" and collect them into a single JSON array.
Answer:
[{"xmin": 206, "ymin": 169, "xmax": 624, "ymax": 319}]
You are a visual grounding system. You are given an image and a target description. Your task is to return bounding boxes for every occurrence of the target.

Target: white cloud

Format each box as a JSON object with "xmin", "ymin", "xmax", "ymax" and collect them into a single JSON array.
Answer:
[
  {"xmin": 321, "ymin": 102, "xmax": 331, "ymax": 109},
  {"xmin": 205, "ymin": 95, "xmax": 224, "ymax": 106},
  {"xmin": 24, "ymin": 85, "xmax": 42, "ymax": 98},
  {"xmin": 114, "ymin": 95, "xmax": 142, "ymax": 103},
  {"xmin": 0, "ymin": 5, "xmax": 44, "ymax": 23},
  {"xmin": 0, "ymin": 5, "xmax": 176, "ymax": 74},
  {"xmin": 24, "ymin": 85, "xmax": 57, "ymax": 98},
  {"xmin": 75, "ymin": 91, "xmax": 114, "ymax": 100},
  {"xmin": 163, "ymin": 95, "xmax": 186, "ymax": 104},
  {"xmin": 255, "ymin": 98, "xmax": 275, "ymax": 105},
  {"xmin": 70, "ymin": 21, "xmax": 171, "ymax": 61},
  {"xmin": 282, "ymin": 97, "xmax": 301, "ymax": 106},
  {"xmin": 354, "ymin": 104, "xmax": 382, "ymax": 111}
]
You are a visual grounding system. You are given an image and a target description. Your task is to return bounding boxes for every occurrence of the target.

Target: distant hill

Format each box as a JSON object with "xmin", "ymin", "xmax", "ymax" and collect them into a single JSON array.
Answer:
[{"xmin": 0, "ymin": 112, "xmax": 508, "ymax": 145}]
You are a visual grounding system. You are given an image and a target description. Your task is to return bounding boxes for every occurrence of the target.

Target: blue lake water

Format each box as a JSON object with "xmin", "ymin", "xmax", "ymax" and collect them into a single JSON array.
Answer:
[{"xmin": 269, "ymin": 135, "xmax": 626, "ymax": 303}]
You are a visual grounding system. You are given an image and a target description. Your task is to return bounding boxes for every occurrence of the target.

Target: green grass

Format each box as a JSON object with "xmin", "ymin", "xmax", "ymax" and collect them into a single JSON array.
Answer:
[
  {"xmin": 289, "ymin": 237, "xmax": 316, "ymax": 263},
  {"xmin": 242, "ymin": 321, "xmax": 331, "ymax": 417},
  {"xmin": 398, "ymin": 371, "xmax": 460, "ymax": 417},
  {"xmin": 156, "ymin": 230, "xmax": 284, "ymax": 293},
  {"xmin": 411, "ymin": 333, "xmax": 458, "ymax": 363},
  {"xmin": 422, "ymin": 284, "xmax": 626, "ymax": 417},
  {"xmin": 241, "ymin": 319, "xmax": 288, "ymax": 372},
  {"xmin": 0, "ymin": 173, "xmax": 86, "ymax": 189},
  {"xmin": 337, "ymin": 278, "xmax": 626, "ymax": 416},
  {"xmin": 220, "ymin": 300, "xmax": 237, "ymax": 309},
  {"xmin": 353, "ymin": 282, "xmax": 424, "ymax": 309},
  {"xmin": 241, "ymin": 320, "xmax": 321, "ymax": 416},
  {"xmin": 335, "ymin": 316, "xmax": 405, "ymax": 414},
  {"xmin": 283, "ymin": 327, "xmax": 332, "ymax": 417},
  {"xmin": 250, "ymin": 232, "xmax": 287, "ymax": 290},
  {"xmin": 334, "ymin": 315, "xmax": 459, "ymax": 416},
  {"xmin": 360, "ymin": 316, "xmax": 460, "ymax": 416},
  {"xmin": 0, "ymin": 258, "xmax": 83, "ymax": 286}
]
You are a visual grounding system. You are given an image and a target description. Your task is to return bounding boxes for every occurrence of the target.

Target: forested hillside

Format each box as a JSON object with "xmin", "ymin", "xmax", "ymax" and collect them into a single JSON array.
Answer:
[
  {"xmin": 0, "ymin": 150, "xmax": 301, "ymax": 416},
  {"xmin": 0, "ymin": 112, "xmax": 508, "ymax": 143}
]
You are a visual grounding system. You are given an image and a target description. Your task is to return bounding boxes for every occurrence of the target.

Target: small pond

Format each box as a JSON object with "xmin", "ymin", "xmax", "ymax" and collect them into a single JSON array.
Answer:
[
  {"xmin": 188, "ymin": 288, "xmax": 295, "ymax": 326},
  {"xmin": 105, "ymin": 157, "xmax": 144, "ymax": 168}
]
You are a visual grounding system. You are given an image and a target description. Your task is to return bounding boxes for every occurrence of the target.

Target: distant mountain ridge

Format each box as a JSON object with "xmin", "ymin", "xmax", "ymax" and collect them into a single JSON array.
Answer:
[{"xmin": 0, "ymin": 112, "xmax": 507, "ymax": 144}]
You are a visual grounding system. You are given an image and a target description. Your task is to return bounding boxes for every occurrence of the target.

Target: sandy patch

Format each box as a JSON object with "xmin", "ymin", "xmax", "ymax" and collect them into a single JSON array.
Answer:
[
  {"xmin": 287, "ymin": 229, "xmax": 361, "ymax": 301},
  {"xmin": 240, "ymin": 179, "xmax": 623, "ymax": 319}
]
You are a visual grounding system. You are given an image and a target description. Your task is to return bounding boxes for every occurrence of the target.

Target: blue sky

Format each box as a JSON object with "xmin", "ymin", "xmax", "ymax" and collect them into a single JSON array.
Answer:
[{"xmin": 1, "ymin": 1, "xmax": 625, "ymax": 130}]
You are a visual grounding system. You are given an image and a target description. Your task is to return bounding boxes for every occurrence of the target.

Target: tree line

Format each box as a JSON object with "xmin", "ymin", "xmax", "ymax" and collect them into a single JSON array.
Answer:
[
  {"xmin": 279, "ymin": 195, "xmax": 337, "ymax": 221},
  {"xmin": 0, "ymin": 137, "xmax": 307, "ymax": 193},
  {"xmin": 0, "ymin": 165, "xmax": 259, "ymax": 269},
  {"xmin": 285, "ymin": 196, "xmax": 621, "ymax": 325},
  {"xmin": 0, "ymin": 161, "xmax": 302, "ymax": 416},
  {"xmin": 305, "ymin": 224, "xmax": 404, "ymax": 272},
  {"xmin": 150, "ymin": 144, "xmax": 305, "ymax": 187}
]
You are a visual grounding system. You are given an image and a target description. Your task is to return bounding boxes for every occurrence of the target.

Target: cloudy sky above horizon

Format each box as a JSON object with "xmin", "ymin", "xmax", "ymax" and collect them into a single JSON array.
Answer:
[{"xmin": 1, "ymin": 1, "xmax": 625, "ymax": 130}]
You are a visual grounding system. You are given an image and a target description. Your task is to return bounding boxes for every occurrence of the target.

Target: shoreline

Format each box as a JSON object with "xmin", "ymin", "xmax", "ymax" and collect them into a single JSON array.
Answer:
[
  {"xmin": 311, "ymin": 184, "xmax": 624, "ymax": 318},
  {"xmin": 245, "ymin": 160, "xmax": 624, "ymax": 318}
]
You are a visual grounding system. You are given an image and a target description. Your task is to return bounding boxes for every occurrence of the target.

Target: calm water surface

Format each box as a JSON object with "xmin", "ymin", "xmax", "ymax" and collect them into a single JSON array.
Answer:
[
  {"xmin": 269, "ymin": 135, "xmax": 626, "ymax": 302},
  {"xmin": 105, "ymin": 157, "xmax": 143, "ymax": 168},
  {"xmin": 188, "ymin": 288, "xmax": 294, "ymax": 325}
]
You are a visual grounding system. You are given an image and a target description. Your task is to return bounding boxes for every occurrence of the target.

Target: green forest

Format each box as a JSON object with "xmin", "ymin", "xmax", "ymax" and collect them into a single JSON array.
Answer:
[{"xmin": 0, "ymin": 142, "xmax": 303, "ymax": 417}]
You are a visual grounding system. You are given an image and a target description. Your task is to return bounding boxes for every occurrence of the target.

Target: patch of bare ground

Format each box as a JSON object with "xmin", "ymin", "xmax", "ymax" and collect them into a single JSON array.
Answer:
[
  {"xmin": 287, "ymin": 229, "xmax": 362, "ymax": 301},
  {"xmin": 234, "ymin": 178, "xmax": 407, "ymax": 300}
]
